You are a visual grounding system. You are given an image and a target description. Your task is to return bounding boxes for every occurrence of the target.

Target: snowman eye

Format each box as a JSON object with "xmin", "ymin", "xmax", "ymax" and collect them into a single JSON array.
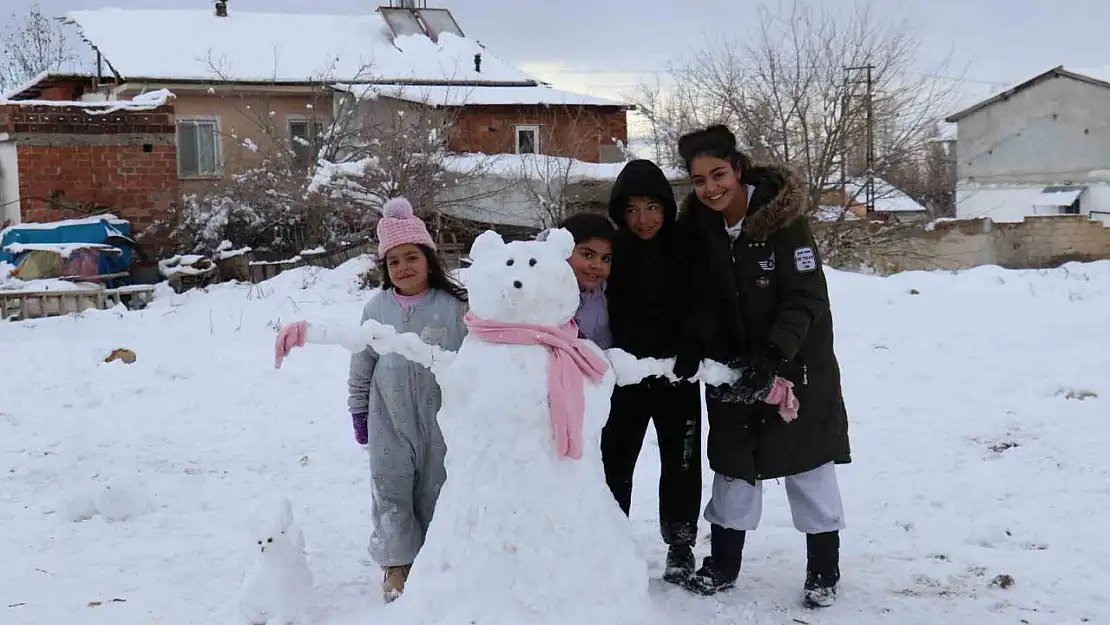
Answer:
[
  {"xmin": 257, "ymin": 540, "xmax": 262, "ymax": 545},
  {"xmin": 267, "ymin": 538, "xmax": 273, "ymax": 543},
  {"xmin": 528, "ymin": 258, "xmax": 536, "ymax": 266},
  {"xmin": 506, "ymin": 259, "xmax": 514, "ymax": 266}
]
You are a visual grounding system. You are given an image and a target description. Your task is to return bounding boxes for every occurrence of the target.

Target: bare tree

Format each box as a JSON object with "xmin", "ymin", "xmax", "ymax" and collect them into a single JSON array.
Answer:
[
  {"xmin": 1, "ymin": 3, "xmax": 83, "ymax": 92},
  {"xmin": 631, "ymin": 0, "xmax": 958, "ymax": 212}
]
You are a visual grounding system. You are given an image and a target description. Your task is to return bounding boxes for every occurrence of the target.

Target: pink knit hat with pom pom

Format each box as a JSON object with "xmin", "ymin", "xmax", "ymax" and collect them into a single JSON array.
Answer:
[{"xmin": 376, "ymin": 197, "xmax": 436, "ymax": 258}]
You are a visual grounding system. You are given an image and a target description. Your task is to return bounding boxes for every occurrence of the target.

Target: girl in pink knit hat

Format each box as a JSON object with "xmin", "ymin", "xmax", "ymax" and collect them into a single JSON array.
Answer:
[{"xmin": 278, "ymin": 197, "xmax": 467, "ymax": 603}]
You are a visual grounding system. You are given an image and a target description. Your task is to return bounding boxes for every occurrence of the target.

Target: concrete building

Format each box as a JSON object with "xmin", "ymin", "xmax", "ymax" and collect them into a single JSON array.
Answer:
[{"xmin": 945, "ymin": 66, "xmax": 1110, "ymax": 225}]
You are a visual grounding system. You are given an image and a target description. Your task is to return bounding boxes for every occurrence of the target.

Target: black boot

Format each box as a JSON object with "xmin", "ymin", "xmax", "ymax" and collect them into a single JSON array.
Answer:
[
  {"xmin": 682, "ymin": 525, "xmax": 745, "ymax": 596},
  {"xmin": 803, "ymin": 531, "xmax": 840, "ymax": 608},
  {"xmin": 661, "ymin": 521, "xmax": 697, "ymax": 584}
]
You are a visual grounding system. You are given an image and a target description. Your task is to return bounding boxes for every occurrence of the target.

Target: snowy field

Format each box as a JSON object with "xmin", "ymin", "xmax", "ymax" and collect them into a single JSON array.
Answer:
[{"xmin": 2, "ymin": 258, "xmax": 1109, "ymax": 624}]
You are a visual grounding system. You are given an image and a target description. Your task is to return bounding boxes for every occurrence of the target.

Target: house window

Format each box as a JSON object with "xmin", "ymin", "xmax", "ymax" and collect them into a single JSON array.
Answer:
[
  {"xmin": 176, "ymin": 118, "xmax": 220, "ymax": 177},
  {"xmin": 515, "ymin": 125, "xmax": 539, "ymax": 154},
  {"xmin": 288, "ymin": 118, "xmax": 326, "ymax": 167}
]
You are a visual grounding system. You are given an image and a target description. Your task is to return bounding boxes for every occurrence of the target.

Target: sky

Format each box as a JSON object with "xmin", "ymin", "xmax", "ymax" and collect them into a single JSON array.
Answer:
[{"xmin": 2, "ymin": 0, "xmax": 1107, "ymax": 118}]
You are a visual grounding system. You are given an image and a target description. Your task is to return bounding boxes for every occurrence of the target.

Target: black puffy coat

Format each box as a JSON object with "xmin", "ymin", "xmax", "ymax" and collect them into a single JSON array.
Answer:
[
  {"xmin": 678, "ymin": 164, "xmax": 851, "ymax": 483},
  {"xmin": 605, "ymin": 160, "xmax": 714, "ymax": 362}
]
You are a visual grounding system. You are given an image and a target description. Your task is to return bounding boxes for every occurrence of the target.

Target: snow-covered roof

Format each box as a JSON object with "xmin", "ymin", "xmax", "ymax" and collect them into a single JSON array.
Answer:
[
  {"xmin": 843, "ymin": 178, "xmax": 928, "ymax": 213},
  {"xmin": 0, "ymin": 89, "xmax": 175, "ymax": 114},
  {"xmin": 443, "ymin": 153, "xmax": 686, "ymax": 182},
  {"xmin": 64, "ymin": 8, "xmax": 536, "ymax": 85},
  {"xmin": 335, "ymin": 83, "xmax": 626, "ymax": 107}
]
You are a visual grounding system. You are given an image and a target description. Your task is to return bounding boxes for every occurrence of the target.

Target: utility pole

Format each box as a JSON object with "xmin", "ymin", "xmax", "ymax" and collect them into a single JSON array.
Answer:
[{"xmin": 843, "ymin": 64, "xmax": 876, "ymax": 215}]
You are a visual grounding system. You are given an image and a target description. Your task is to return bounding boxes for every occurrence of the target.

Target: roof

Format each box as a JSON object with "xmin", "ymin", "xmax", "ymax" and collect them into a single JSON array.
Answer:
[
  {"xmin": 335, "ymin": 83, "xmax": 628, "ymax": 108},
  {"xmin": 64, "ymin": 8, "xmax": 536, "ymax": 85},
  {"xmin": 843, "ymin": 177, "xmax": 928, "ymax": 213},
  {"xmin": 1, "ymin": 71, "xmax": 93, "ymax": 101},
  {"xmin": 945, "ymin": 66, "xmax": 1110, "ymax": 123}
]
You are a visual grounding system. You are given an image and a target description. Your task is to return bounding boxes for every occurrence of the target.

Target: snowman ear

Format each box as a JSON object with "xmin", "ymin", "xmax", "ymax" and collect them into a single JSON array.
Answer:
[
  {"xmin": 469, "ymin": 229, "xmax": 504, "ymax": 261},
  {"xmin": 545, "ymin": 227, "xmax": 575, "ymax": 259}
]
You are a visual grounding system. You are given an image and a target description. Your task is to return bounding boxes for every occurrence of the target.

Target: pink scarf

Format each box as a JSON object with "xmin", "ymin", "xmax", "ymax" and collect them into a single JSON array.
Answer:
[{"xmin": 463, "ymin": 312, "xmax": 609, "ymax": 460}]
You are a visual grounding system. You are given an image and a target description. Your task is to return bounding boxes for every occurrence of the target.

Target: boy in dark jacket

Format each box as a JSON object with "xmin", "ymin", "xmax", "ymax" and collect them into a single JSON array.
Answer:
[
  {"xmin": 674, "ymin": 125, "xmax": 851, "ymax": 608},
  {"xmin": 603, "ymin": 159, "xmax": 714, "ymax": 584}
]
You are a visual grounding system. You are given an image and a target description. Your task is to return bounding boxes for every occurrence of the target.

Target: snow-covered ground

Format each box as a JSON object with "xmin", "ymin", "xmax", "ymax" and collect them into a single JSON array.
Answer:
[{"xmin": 2, "ymin": 258, "xmax": 1108, "ymax": 624}]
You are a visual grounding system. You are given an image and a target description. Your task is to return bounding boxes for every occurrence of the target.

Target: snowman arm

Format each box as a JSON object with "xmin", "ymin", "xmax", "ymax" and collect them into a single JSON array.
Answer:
[
  {"xmin": 605, "ymin": 348, "xmax": 741, "ymax": 387},
  {"xmin": 305, "ymin": 319, "xmax": 456, "ymax": 378}
]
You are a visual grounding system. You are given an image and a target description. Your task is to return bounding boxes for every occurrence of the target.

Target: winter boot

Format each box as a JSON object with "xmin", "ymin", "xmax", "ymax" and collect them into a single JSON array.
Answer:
[
  {"xmin": 682, "ymin": 525, "xmax": 745, "ymax": 596},
  {"xmin": 803, "ymin": 531, "xmax": 840, "ymax": 608},
  {"xmin": 663, "ymin": 545, "xmax": 696, "ymax": 584},
  {"xmin": 661, "ymin": 521, "xmax": 698, "ymax": 584},
  {"xmin": 382, "ymin": 564, "xmax": 411, "ymax": 603}
]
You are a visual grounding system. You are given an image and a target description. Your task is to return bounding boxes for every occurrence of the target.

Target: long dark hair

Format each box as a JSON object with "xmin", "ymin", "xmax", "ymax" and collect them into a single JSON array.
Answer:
[
  {"xmin": 379, "ymin": 244, "xmax": 467, "ymax": 301},
  {"xmin": 677, "ymin": 124, "xmax": 752, "ymax": 173}
]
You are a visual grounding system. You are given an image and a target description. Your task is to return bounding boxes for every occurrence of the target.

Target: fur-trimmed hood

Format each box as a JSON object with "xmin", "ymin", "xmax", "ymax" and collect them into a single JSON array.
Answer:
[{"xmin": 677, "ymin": 164, "xmax": 807, "ymax": 241}]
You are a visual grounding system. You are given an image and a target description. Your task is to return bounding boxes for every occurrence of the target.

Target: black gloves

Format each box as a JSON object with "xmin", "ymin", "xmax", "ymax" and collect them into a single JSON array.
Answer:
[
  {"xmin": 706, "ymin": 365, "xmax": 776, "ymax": 404},
  {"xmin": 749, "ymin": 341, "xmax": 788, "ymax": 378},
  {"xmin": 672, "ymin": 346, "xmax": 702, "ymax": 380}
]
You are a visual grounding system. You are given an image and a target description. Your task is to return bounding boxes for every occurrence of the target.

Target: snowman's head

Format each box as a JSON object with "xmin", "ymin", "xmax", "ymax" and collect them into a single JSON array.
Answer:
[
  {"xmin": 462, "ymin": 228, "xmax": 579, "ymax": 326},
  {"xmin": 248, "ymin": 496, "xmax": 297, "ymax": 556}
]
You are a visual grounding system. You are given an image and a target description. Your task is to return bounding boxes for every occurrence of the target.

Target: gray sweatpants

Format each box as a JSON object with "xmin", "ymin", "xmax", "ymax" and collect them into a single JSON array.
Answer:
[
  {"xmin": 703, "ymin": 462, "xmax": 846, "ymax": 533},
  {"xmin": 366, "ymin": 396, "xmax": 448, "ymax": 566}
]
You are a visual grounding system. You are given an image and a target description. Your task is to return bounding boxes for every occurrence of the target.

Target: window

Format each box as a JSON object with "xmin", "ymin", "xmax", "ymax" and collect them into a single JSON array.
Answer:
[
  {"xmin": 176, "ymin": 119, "xmax": 220, "ymax": 177},
  {"xmin": 515, "ymin": 125, "xmax": 539, "ymax": 155},
  {"xmin": 288, "ymin": 118, "xmax": 326, "ymax": 167}
]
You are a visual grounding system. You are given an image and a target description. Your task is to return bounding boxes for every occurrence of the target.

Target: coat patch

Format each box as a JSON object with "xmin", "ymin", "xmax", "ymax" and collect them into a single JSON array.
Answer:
[
  {"xmin": 758, "ymin": 253, "xmax": 776, "ymax": 271},
  {"xmin": 793, "ymin": 247, "xmax": 817, "ymax": 272},
  {"xmin": 755, "ymin": 276, "xmax": 771, "ymax": 289}
]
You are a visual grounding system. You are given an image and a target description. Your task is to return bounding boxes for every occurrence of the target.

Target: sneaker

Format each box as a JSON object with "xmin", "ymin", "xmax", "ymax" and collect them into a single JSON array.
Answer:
[
  {"xmin": 662, "ymin": 545, "xmax": 696, "ymax": 584},
  {"xmin": 682, "ymin": 557, "xmax": 739, "ymax": 596},
  {"xmin": 382, "ymin": 564, "xmax": 411, "ymax": 603},
  {"xmin": 802, "ymin": 571, "xmax": 837, "ymax": 608}
]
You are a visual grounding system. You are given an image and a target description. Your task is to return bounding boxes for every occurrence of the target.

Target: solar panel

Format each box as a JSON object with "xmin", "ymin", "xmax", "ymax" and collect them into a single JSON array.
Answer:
[
  {"xmin": 417, "ymin": 8, "xmax": 464, "ymax": 41},
  {"xmin": 380, "ymin": 7, "xmax": 428, "ymax": 39}
]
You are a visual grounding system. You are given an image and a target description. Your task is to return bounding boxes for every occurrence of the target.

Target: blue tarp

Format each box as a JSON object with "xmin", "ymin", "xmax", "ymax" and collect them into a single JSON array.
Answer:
[{"xmin": 0, "ymin": 215, "xmax": 133, "ymax": 267}]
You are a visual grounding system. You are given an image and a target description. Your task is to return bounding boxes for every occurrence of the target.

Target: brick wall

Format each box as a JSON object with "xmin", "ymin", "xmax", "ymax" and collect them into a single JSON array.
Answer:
[
  {"xmin": 0, "ymin": 104, "xmax": 180, "ymax": 233},
  {"xmin": 449, "ymin": 105, "xmax": 628, "ymax": 162},
  {"xmin": 820, "ymin": 216, "xmax": 1110, "ymax": 274}
]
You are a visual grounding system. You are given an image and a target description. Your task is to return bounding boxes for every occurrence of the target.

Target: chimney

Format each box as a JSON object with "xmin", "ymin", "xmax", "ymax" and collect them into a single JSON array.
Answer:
[
  {"xmin": 474, "ymin": 53, "xmax": 481, "ymax": 73},
  {"xmin": 214, "ymin": 1, "xmax": 228, "ymax": 17}
]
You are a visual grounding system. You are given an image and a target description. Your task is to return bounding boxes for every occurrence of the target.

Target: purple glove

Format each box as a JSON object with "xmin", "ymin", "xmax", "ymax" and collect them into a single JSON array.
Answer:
[{"xmin": 352, "ymin": 413, "xmax": 368, "ymax": 445}]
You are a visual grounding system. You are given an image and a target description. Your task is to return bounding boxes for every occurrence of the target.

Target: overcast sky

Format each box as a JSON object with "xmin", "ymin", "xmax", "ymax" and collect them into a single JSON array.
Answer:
[{"xmin": 3, "ymin": 0, "xmax": 1106, "ymax": 113}]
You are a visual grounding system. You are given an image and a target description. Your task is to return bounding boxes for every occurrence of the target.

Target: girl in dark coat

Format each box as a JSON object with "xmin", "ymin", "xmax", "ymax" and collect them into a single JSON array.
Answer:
[
  {"xmin": 674, "ymin": 125, "xmax": 851, "ymax": 608},
  {"xmin": 602, "ymin": 159, "xmax": 714, "ymax": 585}
]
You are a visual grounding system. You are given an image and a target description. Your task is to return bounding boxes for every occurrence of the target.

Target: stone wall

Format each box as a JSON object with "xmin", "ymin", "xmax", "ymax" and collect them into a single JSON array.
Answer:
[{"xmin": 818, "ymin": 215, "xmax": 1110, "ymax": 274}]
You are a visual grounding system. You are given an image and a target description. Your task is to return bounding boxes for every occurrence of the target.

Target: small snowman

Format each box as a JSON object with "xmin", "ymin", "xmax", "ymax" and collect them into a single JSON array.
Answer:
[{"xmin": 236, "ymin": 497, "xmax": 315, "ymax": 625}]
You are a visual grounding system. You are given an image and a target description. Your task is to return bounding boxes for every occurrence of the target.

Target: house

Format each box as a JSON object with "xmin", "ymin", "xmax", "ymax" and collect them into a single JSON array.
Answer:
[
  {"xmin": 1, "ymin": 2, "xmax": 630, "ymax": 231},
  {"xmin": 816, "ymin": 177, "xmax": 929, "ymax": 223},
  {"xmin": 945, "ymin": 66, "xmax": 1110, "ymax": 226}
]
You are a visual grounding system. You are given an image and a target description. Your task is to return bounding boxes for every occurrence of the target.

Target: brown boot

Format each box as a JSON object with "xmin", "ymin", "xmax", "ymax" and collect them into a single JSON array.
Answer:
[{"xmin": 382, "ymin": 564, "xmax": 411, "ymax": 603}]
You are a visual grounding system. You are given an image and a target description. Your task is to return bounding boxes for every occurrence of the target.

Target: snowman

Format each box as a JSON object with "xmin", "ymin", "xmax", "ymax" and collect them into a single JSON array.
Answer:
[{"xmin": 275, "ymin": 228, "xmax": 796, "ymax": 624}]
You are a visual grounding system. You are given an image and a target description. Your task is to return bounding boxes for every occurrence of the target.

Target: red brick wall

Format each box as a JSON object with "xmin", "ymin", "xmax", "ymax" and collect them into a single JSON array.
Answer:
[
  {"xmin": 17, "ymin": 144, "xmax": 179, "ymax": 231},
  {"xmin": 1, "ymin": 104, "xmax": 180, "ymax": 233},
  {"xmin": 449, "ymin": 105, "xmax": 628, "ymax": 162}
]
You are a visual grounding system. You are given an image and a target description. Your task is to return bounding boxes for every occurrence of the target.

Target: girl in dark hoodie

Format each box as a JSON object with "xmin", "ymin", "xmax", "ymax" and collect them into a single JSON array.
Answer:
[{"xmin": 602, "ymin": 159, "xmax": 715, "ymax": 584}]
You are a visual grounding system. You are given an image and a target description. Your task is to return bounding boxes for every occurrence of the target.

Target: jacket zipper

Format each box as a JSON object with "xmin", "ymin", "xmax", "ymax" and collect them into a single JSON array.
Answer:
[{"xmin": 802, "ymin": 364, "xmax": 809, "ymax": 386}]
